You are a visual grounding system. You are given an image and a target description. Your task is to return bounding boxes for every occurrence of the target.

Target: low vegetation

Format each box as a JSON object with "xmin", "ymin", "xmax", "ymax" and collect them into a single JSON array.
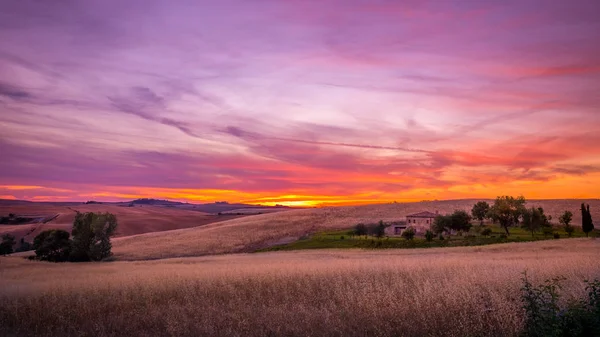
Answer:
[
  {"xmin": 1, "ymin": 240, "xmax": 599, "ymax": 337},
  {"xmin": 521, "ymin": 274, "xmax": 600, "ymax": 336}
]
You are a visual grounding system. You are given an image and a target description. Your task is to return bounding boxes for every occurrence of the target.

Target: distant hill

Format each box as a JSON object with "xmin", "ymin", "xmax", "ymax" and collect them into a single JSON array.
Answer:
[{"xmin": 0, "ymin": 198, "xmax": 292, "ymax": 214}]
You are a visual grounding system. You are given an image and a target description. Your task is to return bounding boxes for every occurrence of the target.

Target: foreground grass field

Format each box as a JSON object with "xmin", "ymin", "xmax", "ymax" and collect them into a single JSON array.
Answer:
[
  {"xmin": 111, "ymin": 199, "xmax": 600, "ymax": 260},
  {"xmin": 1, "ymin": 239, "xmax": 599, "ymax": 337}
]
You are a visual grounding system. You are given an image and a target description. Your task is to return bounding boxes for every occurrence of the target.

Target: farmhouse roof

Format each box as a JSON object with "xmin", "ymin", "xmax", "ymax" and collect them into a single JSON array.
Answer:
[{"xmin": 406, "ymin": 211, "xmax": 439, "ymax": 218}]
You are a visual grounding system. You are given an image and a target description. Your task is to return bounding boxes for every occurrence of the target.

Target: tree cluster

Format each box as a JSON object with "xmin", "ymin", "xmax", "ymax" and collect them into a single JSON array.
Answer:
[
  {"xmin": 354, "ymin": 221, "xmax": 387, "ymax": 238},
  {"xmin": 431, "ymin": 210, "xmax": 472, "ymax": 235},
  {"xmin": 521, "ymin": 207, "xmax": 551, "ymax": 237},
  {"xmin": 33, "ymin": 212, "xmax": 118, "ymax": 262}
]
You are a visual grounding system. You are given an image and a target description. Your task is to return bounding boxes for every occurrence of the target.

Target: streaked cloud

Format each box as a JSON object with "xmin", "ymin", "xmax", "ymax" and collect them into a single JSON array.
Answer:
[{"xmin": 0, "ymin": 0, "xmax": 599, "ymax": 205}]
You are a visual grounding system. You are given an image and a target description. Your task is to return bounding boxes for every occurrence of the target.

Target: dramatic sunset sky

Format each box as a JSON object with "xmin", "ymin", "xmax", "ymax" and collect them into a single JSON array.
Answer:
[{"xmin": 1, "ymin": 0, "xmax": 599, "ymax": 206}]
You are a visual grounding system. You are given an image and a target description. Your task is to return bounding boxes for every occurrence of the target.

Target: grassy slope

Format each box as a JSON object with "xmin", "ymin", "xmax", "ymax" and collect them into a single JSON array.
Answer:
[
  {"xmin": 111, "ymin": 199, "xmax": 600, "ymax": 260},
  {"xmin": 261, "ymin": 224, "xmax": 596, "ymax": 251},
  {"xmin": 2, "ymin": 239, "xmax": 600, "ymax": 337}
]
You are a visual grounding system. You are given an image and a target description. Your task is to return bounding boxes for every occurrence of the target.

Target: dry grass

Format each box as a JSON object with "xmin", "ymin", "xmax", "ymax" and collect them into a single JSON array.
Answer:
[
  {"xmin": 112, "ymin": 199, "xmax": 600, "ymax": 260},
  {"xmin": 1, "ymin": 239, "xmax": 599, "ymax": 337},
  {"xmin": 0, "ymin": 203, "xmax": 246, "ymax": 242}
]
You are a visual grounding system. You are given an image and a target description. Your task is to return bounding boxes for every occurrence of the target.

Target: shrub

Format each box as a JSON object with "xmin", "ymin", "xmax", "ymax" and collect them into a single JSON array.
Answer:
[
  {"xmin": 354, "ymin": 223, "xmax": 367, "ymax": 236},
  {"xmin": 340, "ymin": 236, "xmax": 345, "ymax": 240},
  {"xmin": 401, "ymin": 227, "xmax": 416, "ymax": 240},
  {"xmin": 521, "ymin": 274, "xmax": 600, "ymax": 337},
  {"xmin": 481, "ymin": 228, "xmax": 493, "ymax": 236},
  {"xmin": 565, "ymin": 224, "xmax": 575, "ymax": 237},
  {"xmin": 16, "ymin": 238, "xmax": 32, "ymax": 252},
  {"xmin": 553, "ymin": 233, "xmax": 560, "ymax": 239},
  {"xmin": 499, "ymin": 234, "xmax": 508, "ymax": 239},
  {"xmin": 438, "ymin": 234, "xmax": 445, "ymax": 241},
  {"xmin": 425, "ymin": 230, "xmax": 434, "ymax": 242},
  {"xmin": 33, "ymin": 230, "xmax": 71, "ymax": 262}
]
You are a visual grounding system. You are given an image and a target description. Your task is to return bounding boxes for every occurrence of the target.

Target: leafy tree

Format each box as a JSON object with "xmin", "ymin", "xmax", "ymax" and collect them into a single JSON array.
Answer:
[
  {"xmin": 432, "ymin": 215, "xmax": 452, "ymax": 235},
  {"xmin": 0, "ymin": 234, "xmax": 16, "ymax": 255},
  {"xmin": 471, "ymin": 201, "xmax": 490, "ymax": 225},
  {"xmin": 33, "ymin": 230, "xmax": 71, "ymax": 262},
  {"xmin": 401, "ymin": 227, "xmax": 416, "ymax": 240},
  {"xmin": 559, "ymin": 211, "xmax": 574, "ymax": 237},
  {"xmin": 487, "ymin": 195, "xmax": 527, "ymax": 236},
  {"xmin": 522, "ymin": 207, "xmax": 551, "ymax": 237},
  {"xmin": 450, "ymin": 210, "xmax": 473, "ymax": 233},
  {"xmin": 581, "ymin": 204, "xmax": 594, "ymax": 237},
  {"xmin": 70, "ymin": 212, "xmax": 118, "ymax": 261},
  {"xmin": 354, "ymin": 223, "xmax": 367, "ymax": 236}
]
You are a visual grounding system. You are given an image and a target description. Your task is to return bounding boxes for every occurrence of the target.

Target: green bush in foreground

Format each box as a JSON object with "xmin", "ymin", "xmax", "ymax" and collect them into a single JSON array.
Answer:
[{"xmin": 521, "ymin": 273, "xmax": 600, "ymax": 337}]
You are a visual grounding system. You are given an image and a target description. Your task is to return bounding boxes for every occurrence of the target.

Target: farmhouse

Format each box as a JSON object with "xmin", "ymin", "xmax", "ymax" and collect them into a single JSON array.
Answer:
[
  {"xmin": 385, "ymin": 211, "xmax": 439, "ymax": 236},
  {"xmin": 406, "ymin": 211, "xmax": 438, "ymax": 233}
]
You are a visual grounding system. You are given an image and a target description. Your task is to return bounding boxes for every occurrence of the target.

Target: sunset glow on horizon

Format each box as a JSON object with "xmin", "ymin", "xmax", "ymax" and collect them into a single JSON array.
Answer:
[{"xmin": 1, "ymin": 1, "xmax": 599, "ymax": 206}]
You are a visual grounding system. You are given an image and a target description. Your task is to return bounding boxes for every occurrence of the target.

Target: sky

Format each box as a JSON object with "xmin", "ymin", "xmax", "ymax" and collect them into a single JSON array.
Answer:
[{"xmin": 0, "ymin": 0, "xmax": 599, "ymax": 206}]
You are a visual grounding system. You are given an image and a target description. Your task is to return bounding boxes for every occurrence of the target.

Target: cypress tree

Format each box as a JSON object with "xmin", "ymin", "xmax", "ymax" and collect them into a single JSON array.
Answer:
[{"xmin": 581, "ymin": 203, "xmax": 594, "ymax": 237}]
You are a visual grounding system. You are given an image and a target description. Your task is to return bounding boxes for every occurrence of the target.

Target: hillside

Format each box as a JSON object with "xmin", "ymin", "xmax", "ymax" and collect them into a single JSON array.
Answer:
[
  {"xmin": 112, "ymin": 199, "xmax": 600, "ymax": 260},
  {"xmin": 0, "ymin": 203, "xmax": 248, "ymax": 244}
]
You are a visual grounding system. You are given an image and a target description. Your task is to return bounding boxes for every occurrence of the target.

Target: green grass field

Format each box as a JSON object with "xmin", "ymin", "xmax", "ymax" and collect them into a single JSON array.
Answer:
[{"xmin": 259, "ymin": 223, "xmax": 597, "ymax": 252}]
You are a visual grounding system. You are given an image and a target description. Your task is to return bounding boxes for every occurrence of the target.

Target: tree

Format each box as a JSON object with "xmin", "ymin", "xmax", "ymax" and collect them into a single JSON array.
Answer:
[
  {"xmin": 0, "ymin": 234, "xmax": 16, "ymax": 255},
  {"xmin": 450, "ymin": 210, "xmax": 473, "ymax": 233},
  {"xmin": 487, "ymin": 195, "xmax": 527, "ymax": 236},
  {"xmin": 581, "ymin": 204, "xmax": 595, "ymax": 237},
  {"xmin": 33, "ymin": 230, "xmax": 71, "ymax": 262},
  {"xmin": 471, "ymin": 201, "xmax": 490, "ymax": 225},
  {"xmin": 374, "ymin": 220, "xmax": 386, "ymax": 238},
  {"xmin": 70, "ymin": 212, "xmax": 118, "ymax": 261},
  {"xmin": 402, "ymin": 227, "xmax": 416, "ymax": 240},
  {"xmin": 522, "ymin": 207, "xmax": 551, "ymax": 237},
  {"xmin": 432, "ymin": 215, "xmax": 452, "ymax": 235},
  {"xmin": 559, "ymin": 211, "xmax": 574, "ymax": 237},
  {"xmin": 354, "ymin": 223, "xmax": 367, "ymax": 236}
]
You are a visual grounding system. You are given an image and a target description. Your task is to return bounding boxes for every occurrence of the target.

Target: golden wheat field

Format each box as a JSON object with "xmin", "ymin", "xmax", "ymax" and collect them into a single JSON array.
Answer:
[
  {"xmin": 111, "ymin": 199, "xmax": 600, "ymax": 260},
  {"xmin": 1, "ymin": 239, "xmax": 599, "ymax": 337}
]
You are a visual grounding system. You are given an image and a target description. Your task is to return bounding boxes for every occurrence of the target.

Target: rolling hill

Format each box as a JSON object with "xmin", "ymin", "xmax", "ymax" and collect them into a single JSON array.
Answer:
[
  {"xmin": 111, "ymin": 199, "xmax": 600, "ymax": 260},
  {"xmin": 0, "ymin": 202, "xmax": 249, "ymax": 245}
]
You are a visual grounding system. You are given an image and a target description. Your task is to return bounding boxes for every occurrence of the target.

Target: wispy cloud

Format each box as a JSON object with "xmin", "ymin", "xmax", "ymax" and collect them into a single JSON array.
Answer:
[{"xmin": 0, "ymin": 0, "xmax": 599, "ymax": 204}]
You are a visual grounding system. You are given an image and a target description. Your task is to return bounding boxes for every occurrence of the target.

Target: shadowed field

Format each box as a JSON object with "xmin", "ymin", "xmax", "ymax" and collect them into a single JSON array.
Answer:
[
  {"xmin": 111, "ymin": 199, "xmax": 600, "ymax": 260},
  {"xmin": 0, "ymin": 203, "xmax": 247, "ymax": 243},
  {"xmin": 1, "ymin": 239, "xmax": 599, "ymax": 337}
]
